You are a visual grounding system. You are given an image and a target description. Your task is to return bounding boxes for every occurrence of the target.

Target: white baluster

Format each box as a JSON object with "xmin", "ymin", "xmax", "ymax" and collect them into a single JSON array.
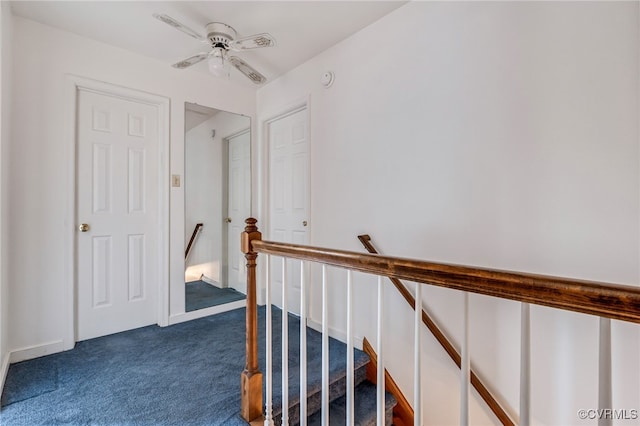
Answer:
[
  {"xmin": 321, "ymin": 264, "xmax": 329, "ymax": 426},
  {"xmin": 377, "ymin": 276, "xmax": 385, "ymax": 426},
  {"xmin": 414, "ymin": 283, "xmax": 422, "ymax": 426},
  {"xmin": 598, "ymin": 318, "xmax": 612, "ymax": 426},
  {"xmin": 300, "ymin": 261, "xmax": 307, "ymax": 426},
  {"xmin": 346, "ymin": 270, "xmax": 355, "ymax": 426},
  {"xmin": 460, "ymin": 292, "xmax": 469, "ymax": 426},
  {"xmin": 282, "ymin": 258, "xmax": 289, "ymax": 426},
  {"xmin": 520, "ymin": 303, "xmax": 530, "ymax": 426},
  {"xmin": 264, "ymin": 254, "xmax": 274, "ymax": 426}
]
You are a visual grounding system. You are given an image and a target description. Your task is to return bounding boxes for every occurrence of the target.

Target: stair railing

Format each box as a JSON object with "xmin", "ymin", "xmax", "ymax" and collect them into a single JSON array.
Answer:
[
  {"xmin": 357, "ymin": 234, "xmax": 515, "ymax": 426},
  {"xmin": 240, "ymin": 218, "xmax": 640, "ymax": 425},
  {"xmin": 185, "ymin": 223, "xmax": 203, "ymax": 260}
]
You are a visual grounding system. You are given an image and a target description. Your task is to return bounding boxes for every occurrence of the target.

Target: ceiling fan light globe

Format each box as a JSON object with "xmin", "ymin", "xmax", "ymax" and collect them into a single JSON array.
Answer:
[
  {"xmin": 208, "ymin": 55, "xmax": 230, "ymax": 78},
  {"xmin": 207, "ymin": 47, "xmax": 228, "ymax": 77}
]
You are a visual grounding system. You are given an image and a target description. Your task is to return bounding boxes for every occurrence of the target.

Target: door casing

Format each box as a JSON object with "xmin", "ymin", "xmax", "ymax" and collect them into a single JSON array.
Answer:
[
  {"xmin": 260, "ymin": 97, "xmax": 311, "ymax": 309},
  {"xmin": 65, "ymin": 75, "xmax": 170, "ymax": 349},
  {"xmin": 223, "ymin": 127, "xmax": 251, "ymax": 293}
]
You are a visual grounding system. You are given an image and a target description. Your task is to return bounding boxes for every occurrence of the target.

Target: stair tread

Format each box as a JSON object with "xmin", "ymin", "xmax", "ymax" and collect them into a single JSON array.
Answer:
[
  {"xmin": 272, "ymin": 361, "xmax": 369, "ymax": 425},
  {"xmin": 307, "ymin": 380, "xmax": 397, "ymax": 426},
  {"xmin": 260, "ymin": 307, "xmax": 395, "ymax": 425},
  {"xmin": 263, "ymin": 308, "xmax": 370, "ymax": 414}
]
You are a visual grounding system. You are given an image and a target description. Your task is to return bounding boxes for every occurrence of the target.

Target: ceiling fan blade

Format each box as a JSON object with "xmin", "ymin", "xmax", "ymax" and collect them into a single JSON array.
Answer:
[
  {"xmin": 228, "ymin": 56, "xmax": 267, "ymax": 84},
  {"xmin": 229, "ymin": 33, "xmax": 276, "ymax": 51},
  {"xmin": 172, "ymin": 53, "xmax": 209, "ymax": 69},
  {"xmin": 153, "ymin": 13, "xmax": 206, "ymax": 42}
]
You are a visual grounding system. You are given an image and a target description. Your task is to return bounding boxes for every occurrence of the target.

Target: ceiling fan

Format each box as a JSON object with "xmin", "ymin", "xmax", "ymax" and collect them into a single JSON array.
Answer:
[{"xmin": 153, "ymin": 13, "xmax": 276, "ymax": 84}]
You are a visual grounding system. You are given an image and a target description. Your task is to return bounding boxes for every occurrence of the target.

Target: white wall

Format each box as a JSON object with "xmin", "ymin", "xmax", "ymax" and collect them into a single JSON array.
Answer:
[
  {"xmin": 8, "ymin": 16, "xmax": 256, "ymax": 357},
  {"xmin": 257, "ymin": 2, "xmax": 639, "ymax": 425},
  {"xmin": 0, "ymin": 1, "xmax": 13, "ymax": 383},
  {"xmin": 184, "ymin": 110, "xmax": 250, "ymax": 286}
]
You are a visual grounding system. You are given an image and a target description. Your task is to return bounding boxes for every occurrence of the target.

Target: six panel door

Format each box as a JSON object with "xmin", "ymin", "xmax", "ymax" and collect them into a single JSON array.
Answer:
[
  {"xmin": 268, "ymin": 108, "xmax": 309, "ymax": 314},
  {"xmin": 227, "ymin": 129, "xmax": 251, "ymax": 294},
  {"xmin": 76, "ymin": 89, "xmax": 159, "ymax": 341}
]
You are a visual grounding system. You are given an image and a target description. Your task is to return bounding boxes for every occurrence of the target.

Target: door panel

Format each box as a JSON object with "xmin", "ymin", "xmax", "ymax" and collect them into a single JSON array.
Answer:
[
  {"xmin": 77, "ymin": 90, "xmax": 159, "ymax": 341},
  {"xmin": 268, "ymin": 108, "xmax": 309, "ymax": 313},
  {"xmin": 128, "ymin": 234, "xmax": 145, "ymax": 301},
  {"xmin": 128, "ymin": 149, "xmax": 146, "ymax": 213},
  {"xmin": 92, "ymin": 236, "xmax": 112, "ymax": 307}
]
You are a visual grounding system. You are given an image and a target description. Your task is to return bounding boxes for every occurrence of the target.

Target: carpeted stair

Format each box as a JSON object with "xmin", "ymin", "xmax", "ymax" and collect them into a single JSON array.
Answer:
[
  {"xmin": 307, "ymin": 381, "xmax": 396, "ymax": 426},
  {"xmin": 267, "ymin": 308, "xmax": 396, "ymax": 425}
]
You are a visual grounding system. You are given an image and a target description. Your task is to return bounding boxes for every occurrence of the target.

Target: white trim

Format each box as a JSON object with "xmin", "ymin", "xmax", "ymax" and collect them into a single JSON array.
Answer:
[
  {"xmin": 157, "ymin": 92, "xmax": 170, "ymax": 328},
  {"xmin": 10, "ymin": 340, "xmax": 65, "ymax": 363},
  {"xmin": 223, "ymin": 126, "xmax": 250, "ymax": 142},
  {"xmin": 260, "ymin": 95, "xmax": 310, "ymax": 241},
  {"xmin": 259, "ymin": 95, "xmax": 310, "ymax": 128},
  {"xmin": 200, "ymin": 275, "xmax": 222, "ymax": 288},
  {"xmin": 307, "ymin": 318, "xmax": 364, "ymax": 351},
  {"xmin": 65, "ymin": 75, "xmax": 171, "ymax": 347},
  {"xmin": 168, "ymin": 299, "xmax": 246, "ymax": 325},
  {"xmin": 0, "ymin": 351, "xmax": 9, "ymax": 394}
]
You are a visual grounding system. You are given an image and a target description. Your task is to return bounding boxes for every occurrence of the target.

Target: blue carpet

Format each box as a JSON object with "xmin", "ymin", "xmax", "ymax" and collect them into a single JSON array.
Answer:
[
  {"xmin": 2, "ymin": 358, "xmax": 58, "ymax": 405},
  {"xmin": 185, "ymin": 281, "xmax": 246, "ymax": 312},
  {"xmin": 0, "ymin": 306, "xmax": 369, "ymax": 425}
]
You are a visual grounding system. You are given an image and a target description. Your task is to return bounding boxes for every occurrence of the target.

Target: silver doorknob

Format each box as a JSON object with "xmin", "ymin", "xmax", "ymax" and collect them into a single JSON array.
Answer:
[
  {"xmin": 225, "ymin": 217, "xmax": 232, "ymax": 223},
  {"xmin": 302, "ymin": 221, "xmax": 308, "ymax": 227},
  {"xmin": 79, "ymin": 223, "xmax": 90, "ymax": 232}
]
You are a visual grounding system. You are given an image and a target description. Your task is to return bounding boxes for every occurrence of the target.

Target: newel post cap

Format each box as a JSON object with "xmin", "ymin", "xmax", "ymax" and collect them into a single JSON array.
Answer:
[{"xmin": 241, "ymin": 218, "xmax": 262, "ymax": 254}]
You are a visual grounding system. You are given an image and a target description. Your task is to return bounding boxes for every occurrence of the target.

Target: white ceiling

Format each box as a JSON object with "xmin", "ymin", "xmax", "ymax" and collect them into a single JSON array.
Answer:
[{"xmin": 10, "ymin": 1, "xmax": 406, "ymax": 88}]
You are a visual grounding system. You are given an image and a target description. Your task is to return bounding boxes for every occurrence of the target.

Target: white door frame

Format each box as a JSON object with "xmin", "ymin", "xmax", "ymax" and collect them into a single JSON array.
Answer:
[
  {"xmin": 64, "ymin": 75, "xmax": 170, "ymax": 349},
  {"xmin": 260, "ymin": 97, "xmax": 311, "ymax": 306}
]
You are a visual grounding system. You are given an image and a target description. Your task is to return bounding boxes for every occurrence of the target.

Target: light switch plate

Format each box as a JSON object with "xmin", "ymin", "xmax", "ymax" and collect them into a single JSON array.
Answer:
[{"xmin": 171, "ymin": 174, "xmax": 181, "ymax": 187}]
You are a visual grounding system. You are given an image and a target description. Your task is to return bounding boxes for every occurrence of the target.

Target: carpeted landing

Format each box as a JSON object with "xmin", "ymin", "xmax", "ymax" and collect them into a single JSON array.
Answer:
[
  {"xmin": 0, "ymin": 307, "xmax": 394, "ymax": 425},
  {"xmin": 185, "ymin": 280, "xmax": 246, "ymax": 312}
]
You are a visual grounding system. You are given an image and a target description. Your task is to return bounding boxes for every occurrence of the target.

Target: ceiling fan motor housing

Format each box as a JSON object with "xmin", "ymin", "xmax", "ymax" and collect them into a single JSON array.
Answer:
[{"xmin": 206, "ymin": 22, "xmax": 237, "ymax": 48}]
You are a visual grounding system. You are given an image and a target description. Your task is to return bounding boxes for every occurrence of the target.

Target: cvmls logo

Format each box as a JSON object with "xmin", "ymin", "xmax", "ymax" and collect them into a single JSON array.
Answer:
[{"xmin": 577, "ymin": 409, "xmax": 639, "ymax": 420}]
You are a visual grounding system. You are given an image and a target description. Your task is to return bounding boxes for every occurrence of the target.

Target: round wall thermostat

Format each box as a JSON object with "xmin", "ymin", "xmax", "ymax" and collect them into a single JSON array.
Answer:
[{"xmin": 321, "ymin": 71, "xmax": 334, "ymax": 88}]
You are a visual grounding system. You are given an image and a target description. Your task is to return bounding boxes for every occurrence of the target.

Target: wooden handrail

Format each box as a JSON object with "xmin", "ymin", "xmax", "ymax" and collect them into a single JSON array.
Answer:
[
  {"xmin": 185, "ymin": 223, "xmax": 203, "ymax": 260},
  {"xmin": 358, "ymin": 234, "xmax": 515, "ymax": 426},
  {"xmin": 250, "ymin": 239, "xmax": 640, "ymax": 323}
]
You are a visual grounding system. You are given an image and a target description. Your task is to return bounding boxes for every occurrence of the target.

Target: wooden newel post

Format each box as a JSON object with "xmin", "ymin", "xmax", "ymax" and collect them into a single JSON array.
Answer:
[{"xmin": 240, "ymin": 218, "xmax": 263, "ymax": 422}]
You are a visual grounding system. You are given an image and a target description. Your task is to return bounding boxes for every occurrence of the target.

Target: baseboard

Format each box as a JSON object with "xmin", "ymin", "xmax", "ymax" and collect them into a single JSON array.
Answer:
[
  {"xmin": 9, "ymin": 340, "xmax": 65, "ymax": 363},
  {"xmin": 0, "ymin": 351, "xmax": 9, "ymax": 396},
  {"xmin": 200, "ymin": 276, "xmax": 223, "ymax": 288},
  {"xmin": 169, "ymin": 299, "xmax": 246, "ymax": 325},
  {"xmin": 307, "ymin": 318, "xmax": 364, "ymax": 350}
]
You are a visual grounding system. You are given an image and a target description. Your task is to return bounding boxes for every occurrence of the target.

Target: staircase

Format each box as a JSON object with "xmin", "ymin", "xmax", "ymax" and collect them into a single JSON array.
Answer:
[
  {"xmin": 262, "ymin": 307, "xmax": 396, "ymax": 425},
  {"xmin": 241, "ymin": 220, "xmax": 640, "ymax": 426}
]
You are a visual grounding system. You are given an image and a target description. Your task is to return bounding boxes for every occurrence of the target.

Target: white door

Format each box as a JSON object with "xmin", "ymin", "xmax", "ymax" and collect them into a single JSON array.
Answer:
[
  {"xmin": 76, "ymin": 89, "xmax": 159, "ymax": 341},
  {"xmin": 226, "ymin": 129, "xmax": 251, "ymax": 293},
  {"xmin": 268, "ymin": 107, "xmax": 309, "ymax": 313}
]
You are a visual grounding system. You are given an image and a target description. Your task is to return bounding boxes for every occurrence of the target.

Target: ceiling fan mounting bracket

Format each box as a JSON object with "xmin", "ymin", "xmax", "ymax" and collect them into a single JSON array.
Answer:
[{"xmin": 205, "ymin": 22, "xmax": 237, "ymax": 48}]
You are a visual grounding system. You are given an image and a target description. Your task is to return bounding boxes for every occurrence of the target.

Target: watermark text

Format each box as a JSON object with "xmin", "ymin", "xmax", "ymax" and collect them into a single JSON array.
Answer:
[{"xmin": 577, "ymin": 409, "xmax": 638, "ymax": 421}]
